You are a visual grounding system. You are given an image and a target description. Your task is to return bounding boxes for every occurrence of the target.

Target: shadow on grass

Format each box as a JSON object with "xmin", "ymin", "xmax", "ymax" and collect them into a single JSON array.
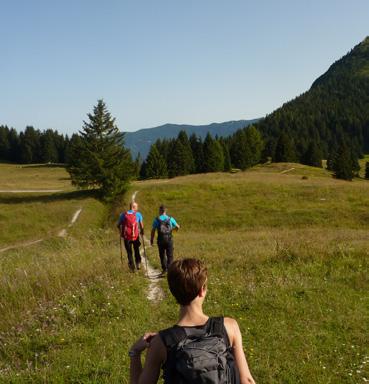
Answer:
[{"xmin": 0, "ymin": 190, "xmax": 99, "ymax": 204}]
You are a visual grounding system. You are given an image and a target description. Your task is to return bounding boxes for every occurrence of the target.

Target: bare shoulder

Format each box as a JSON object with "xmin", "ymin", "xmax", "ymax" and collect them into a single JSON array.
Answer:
[{"xmin": 223, "ymin": 317, "xmax": 240, "ymax": 346}]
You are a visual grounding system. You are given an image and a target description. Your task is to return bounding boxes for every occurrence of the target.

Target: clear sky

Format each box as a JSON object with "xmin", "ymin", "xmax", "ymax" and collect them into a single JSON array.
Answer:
[{"xmin": 1, "ymin": 0, "xmax": 368, "ymax": 135}]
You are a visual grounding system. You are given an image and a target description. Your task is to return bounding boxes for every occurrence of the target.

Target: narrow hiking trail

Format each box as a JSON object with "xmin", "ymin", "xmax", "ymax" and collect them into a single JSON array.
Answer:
[
  {"xmin": 280, "ymin": 167, "xmax": 295, "ymax": 174},
  {"xmin": 131, "ymin": 191, "xmax": 164, "ymax": 303},
  {"xmin": 0, "ymin": 208, "xmax": 83, "ymax": 253}
]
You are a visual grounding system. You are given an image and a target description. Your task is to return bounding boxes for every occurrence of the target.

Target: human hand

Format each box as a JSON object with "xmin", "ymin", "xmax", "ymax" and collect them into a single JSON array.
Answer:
[{"xmin": 130, "ymin": 332, "xmax": 157, "ymax": 354}]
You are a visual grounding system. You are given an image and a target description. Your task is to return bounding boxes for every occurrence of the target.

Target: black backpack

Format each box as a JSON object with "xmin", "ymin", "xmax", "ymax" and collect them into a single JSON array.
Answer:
[
  {"xmin": 159, "ymin": 317, "xmax": 240, "ymax": 384},
  {"xmin": 157, "ymin": 216, "xmax": 172, "ymax": 244}
]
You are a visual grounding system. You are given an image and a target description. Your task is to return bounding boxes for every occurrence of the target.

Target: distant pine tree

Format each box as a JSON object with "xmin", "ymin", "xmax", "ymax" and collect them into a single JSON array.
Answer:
[
  {"xmin": 133, "ymin": 153, "xmax": 142, "ymax": 179},
  {"xmin": 7, "ymin": 128, "xmax": 20, "ymax": 162},
  {"xmin": 143, "ymin": 144, "xmax": 168, "ymax": 179},
  {"xmin": 168, "ymin": 131, "xmax": 195, "ymax": 177},
  {"xmin": 221, "ymin": 141, "xmax": 232, "ymax": 172},
  {"xmin": 189, "ymin": 134, "xmax": 204, "ymax": 173},
  {"xmin": 203, "ymin": 133, "xmax": 224, "ymax": 172},
  {"xmin": 274, "ymin": 133, "xmax": 296, "ymax": 163},
  {"xmin": 0, "ymin": 126, "xmax": 10, "ymax": 160},
  {"xmin": 333, "ymin": 143, "xmax": 354, "ymax": 181},
  {"xmin": 67, "ymin": 99, "xmax": 133, "ymax": 200},
  {"xmin": 19, "ymin": 126, "xmax": 41, "ymax": 163},
  {"xmin": 245, "ymin": 126, "xmax": 264, "ymax": 165},
  {"xmin": 303, "ymin": 141, "xmax": 323, "ymax": 167},
  {"xmin": 365, "ymin": 162, "xmax": 369, "ymax": 179},
  {"xmin": 230, "ymin": 130, "xmax": 252, "ymax": 170},
  {"xmin": 40, "ymin": 130, "xmax": 59, "ymax": 163}
]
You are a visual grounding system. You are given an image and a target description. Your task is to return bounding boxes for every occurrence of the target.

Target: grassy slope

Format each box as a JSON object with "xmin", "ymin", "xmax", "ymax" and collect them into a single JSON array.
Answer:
[
  {"xmin": 0, "ymin": 164, "xmax": 88, "ymax": 245},
  {"xmin": 0, "ymin": 163, "xmax": 368, "ymax": 383},
  {"xmin": 136, "ymin": 165, "xmax": 369, "ymax": 383}
]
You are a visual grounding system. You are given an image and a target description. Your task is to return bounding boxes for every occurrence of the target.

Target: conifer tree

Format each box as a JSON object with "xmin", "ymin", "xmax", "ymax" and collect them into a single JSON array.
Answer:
[
  {"xmin": 274, "ymin": 133, "xmax": 296, "ymax": 162},
  {"xmin": 7, "ymin": 128, "xmax": 20, "ymax": 162},
  {"xmin": 168, "ymin": 131, "xmax": 195, "ymax": 177},
  {"xmin": 222, "ymin": 142, "xmax": 232, "ymax": 172},
  {"xmin": 144, "ymin": 144, "xmax": 168, "ymax": 179},
  {"xmin": 303, "ymin": 141, "xmax": 323, "ymax": 167},
  {"xmin": 40, "ymin": 129, "xmax": 59, "ymax": 163},
  {"xmin": 0, "ymin": 126, "xmax": 10, "ymax": 160},
  {"xmin": 230, "ymin": 130, "xmax": 252, "ymax": 170},
  {"xmin": 365, "ymin": 162, "xmax": 369, "ymax": 179},
  {"xmin": 189, "ymin": 134, "xmax": 204, "ymax": 173},
  {"xmin": 245, "ymin": 126, "xmax": 264, "ymax": 165},
  {"xmin": 67, "ymin": 99, "xmax": 133, "ymax": 199},
  {"xmin": 333, "ymin": 142, "xmax": 354, "ymax": 181},
  {"xmin": 19, "ymin": 126, "xmax": 41, "ymax": 163},
  {"xmin": 203, "ymin": 133, "xmax": 224, "ymax": 172}
]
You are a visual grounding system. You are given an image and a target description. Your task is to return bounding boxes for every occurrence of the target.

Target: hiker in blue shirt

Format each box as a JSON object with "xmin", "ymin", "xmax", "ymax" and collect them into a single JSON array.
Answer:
[
  {"xmin": 117, "ymin": 202, "xmax": 144, "ymax": 271},
  {"xmin": 150, "ymin": 205, "xmax": 180, "ymax": 273}
]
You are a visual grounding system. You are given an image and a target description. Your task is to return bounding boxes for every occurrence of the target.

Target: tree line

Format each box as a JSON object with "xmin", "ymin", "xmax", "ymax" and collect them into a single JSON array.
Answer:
[
  {"xmin": 0, "ymin": 125, "xmax": 83, "ymax": 164},
  {"xmin": 139, "ymin": 126, "xmax": 264, "ymax": 179}
]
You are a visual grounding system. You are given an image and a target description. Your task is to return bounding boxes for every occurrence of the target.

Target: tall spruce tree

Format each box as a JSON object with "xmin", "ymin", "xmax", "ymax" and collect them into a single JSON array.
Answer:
[
  {"xmin": 245, "ymin": 126, "xmax": 264, "ymax": 166},
  {"xmin": 168, "ymin": 131, "xmax": 194, "ymax": 177},
  {"xmin": 230, "ymin": 130, "xmax": 252, "ymax": 170},
  {"xmin": 302, "ymin": 141, "xmax": 323, "ymax": 167},
  {"xmin": 143, "ymin": 144, "xmax": 168, "ymax": 179},
  {"xmin": 333, "ymin": 142, "xmax": 354, "ymax": 181},
  {"xmin": 274, "ymin": 132, "xmax": 296, "ymax": 162},
  {"xmin": 221, "ymin": 141, "xmax": 232, "ymax": 172},
  {"xmin": 203, "ymin": 133, "xmax": 224, "ymax": 172},
  {"xmin": 7, "ymin": 128, "xmax": 20, "ymax": 162},
  {"xmin": 40, "ymin": 129, "xmax": 59, "ymax": 163},
  {"xmin": 0, "ymin": 126, "xmax": 10, "ymax": 160},
  {"xmin": 67, "ymin": 99, "xmax": 133, "ymax": 199},
  {"xmin": 189, "ymin": 134, "xmax": 204, "ymax": 173}
]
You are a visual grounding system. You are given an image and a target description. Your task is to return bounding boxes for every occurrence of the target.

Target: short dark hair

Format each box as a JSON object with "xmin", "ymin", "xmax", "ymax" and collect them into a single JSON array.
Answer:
[
  {"xmin": 167, "ymin": 259, "xmax": 208, "ymax": 306},
  {"xmin": 159, "ymin": 205, "xmax": 166, "ymax": 213}
]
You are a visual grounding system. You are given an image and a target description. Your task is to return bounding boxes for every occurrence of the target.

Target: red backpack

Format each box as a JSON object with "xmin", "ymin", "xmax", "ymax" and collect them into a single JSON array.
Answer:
[{"xmin": 122, "ymin": 211, "xmax": 139, "ymax": 241}]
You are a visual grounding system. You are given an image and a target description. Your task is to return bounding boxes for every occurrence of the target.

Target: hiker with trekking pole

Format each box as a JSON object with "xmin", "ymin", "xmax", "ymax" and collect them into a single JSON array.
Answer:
[
  {"xmin": 150, "ymin": 205, "xmax": 180, "ymax": 274},
  {"xmin": 117, "ymin": 202, "xmax": 144, "ymax": 272}
]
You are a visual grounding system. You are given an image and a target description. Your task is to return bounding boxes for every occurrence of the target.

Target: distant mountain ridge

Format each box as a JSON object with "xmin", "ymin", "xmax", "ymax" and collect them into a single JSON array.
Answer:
[{"xmin": 123, "ymin": 119, "xmax": 259, "ymax": 158}]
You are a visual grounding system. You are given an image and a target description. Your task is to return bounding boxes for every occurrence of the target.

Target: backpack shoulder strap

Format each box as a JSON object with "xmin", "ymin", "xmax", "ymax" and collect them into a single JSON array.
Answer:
[
  {"xmin": 159, "ymin": 326, "xmax": 187, "ymax": 350},
  {"xmin": 207, "ymin": 317, "xmax": 231, "ymax": 347}
]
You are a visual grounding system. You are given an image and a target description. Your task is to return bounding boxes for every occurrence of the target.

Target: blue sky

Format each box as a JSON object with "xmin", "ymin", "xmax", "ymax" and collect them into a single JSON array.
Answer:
[{"xmin": 1, "ymin": 0, "xmax": 368, "ymax": 135}]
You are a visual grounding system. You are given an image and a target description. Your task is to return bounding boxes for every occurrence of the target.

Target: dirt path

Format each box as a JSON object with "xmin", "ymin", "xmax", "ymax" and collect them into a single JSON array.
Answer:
[
  {"xmin": 280, "ymin": 167, "xmax": 295, "ymax": 174},
  {"xmin": 0, "ymin": 208, "xmax": 83, "ymax": 253},
  {"xmin": 131, "ymin": 191, "xmax": 164, "ymax": 303}
]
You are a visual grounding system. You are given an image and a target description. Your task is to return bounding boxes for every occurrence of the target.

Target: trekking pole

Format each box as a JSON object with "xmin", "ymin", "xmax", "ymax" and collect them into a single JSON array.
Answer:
[
  {"xmin": 119, "ymin": 232, "xmax": 124, "ymax": 268},
  {"xmin": 141, "ymin": 232, "xmax": 149, "ymax": 278}
]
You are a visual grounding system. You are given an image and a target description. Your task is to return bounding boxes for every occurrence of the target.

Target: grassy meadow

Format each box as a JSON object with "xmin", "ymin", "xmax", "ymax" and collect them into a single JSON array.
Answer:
[
  {"xmin": 0, "ymin": 163, "xmax": 369, "ymax": 383},
  {"xmin": 0, "ymin": 164, "xmax": 84, "ymax": 245}
]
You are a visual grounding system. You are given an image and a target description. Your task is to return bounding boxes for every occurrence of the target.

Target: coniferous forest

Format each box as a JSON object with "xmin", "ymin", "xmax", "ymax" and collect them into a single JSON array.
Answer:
[{"xmin": 1, "ymin": 37, "xmax": 369, "ymax": 183}]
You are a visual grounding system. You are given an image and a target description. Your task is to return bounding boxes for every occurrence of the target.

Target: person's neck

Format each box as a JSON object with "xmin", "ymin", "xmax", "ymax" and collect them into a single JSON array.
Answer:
[{"xmin": 177, "ymin": 301, "xmax": 209, "ymax": 326}]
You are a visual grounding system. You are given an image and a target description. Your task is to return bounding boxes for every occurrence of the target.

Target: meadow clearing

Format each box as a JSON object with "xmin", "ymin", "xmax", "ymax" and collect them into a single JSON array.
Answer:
[{"xmin": 0, "ymin": 163, "xmax": 368, "ymax": 383}]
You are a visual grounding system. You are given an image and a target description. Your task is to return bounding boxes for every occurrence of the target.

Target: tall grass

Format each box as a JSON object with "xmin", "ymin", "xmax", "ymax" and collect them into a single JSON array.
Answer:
[{"xmin": 0, "ymin": 163, "xmax": 368, "ymax": 382}]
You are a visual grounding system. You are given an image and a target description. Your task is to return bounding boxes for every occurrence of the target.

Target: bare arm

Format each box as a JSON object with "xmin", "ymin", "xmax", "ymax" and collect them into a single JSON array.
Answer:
[
  {"xmin": 224, "ymin": 317, "xmax": 256, "ymax": 384},
  {"xmin": 129, "ymin": 333, "xmax": 165, "ymax": 384}
]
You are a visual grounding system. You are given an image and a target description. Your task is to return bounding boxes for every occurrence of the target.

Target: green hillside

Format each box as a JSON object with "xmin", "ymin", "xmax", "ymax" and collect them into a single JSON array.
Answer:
[{"xmin": 259, "ymin": 37, "xmax": 369, "ymax": 158}]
